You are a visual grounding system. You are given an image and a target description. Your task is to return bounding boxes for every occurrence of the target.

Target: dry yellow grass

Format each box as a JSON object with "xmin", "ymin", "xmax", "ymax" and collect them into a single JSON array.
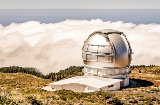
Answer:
[{"xmin": 0, "ymin": 66, "xmax": 160, "ymax": 105}]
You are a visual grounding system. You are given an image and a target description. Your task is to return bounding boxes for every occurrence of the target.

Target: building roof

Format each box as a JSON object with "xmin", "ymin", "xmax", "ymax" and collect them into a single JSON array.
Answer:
[
  {"xmin": 50, "ymin": 76, "xmax": 123, "ymax": 89},
  {"xmin": 42, "ymin": 85, "xmax": 55, "ymax": 91}
]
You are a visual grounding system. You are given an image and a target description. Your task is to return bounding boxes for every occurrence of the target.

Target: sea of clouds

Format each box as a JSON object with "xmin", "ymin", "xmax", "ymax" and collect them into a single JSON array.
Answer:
[{"xmin": 0, "ymin": 19, "xmax": 160, "ymax": 74}]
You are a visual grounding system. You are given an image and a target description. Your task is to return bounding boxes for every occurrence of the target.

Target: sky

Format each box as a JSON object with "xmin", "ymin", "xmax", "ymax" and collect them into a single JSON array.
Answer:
[{"xmin": 0, "ymin": 0, "xmax": 160, "ymax": 9}]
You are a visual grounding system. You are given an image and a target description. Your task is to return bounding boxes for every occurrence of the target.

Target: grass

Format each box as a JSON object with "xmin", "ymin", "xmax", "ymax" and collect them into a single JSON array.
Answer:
[
  {"xmin": 130, "ymin": 66, "xmax": 160, "ymax": 79},
  {"xmin": 0, "ymin": 66, "xmax": 160, "ymax": 104},
  {"xmin": 130, "ymin": 66, "xmax": 160, "ymax": 87},
  {"xmin": 115, "ymin": 93, "xmax": 160, "ymax": 105}
]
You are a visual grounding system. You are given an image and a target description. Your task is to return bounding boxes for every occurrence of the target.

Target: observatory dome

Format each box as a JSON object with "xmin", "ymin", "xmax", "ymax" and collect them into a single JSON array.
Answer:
[
  {"xmin": 82, "ymin": 29, "xmax": 132, "ymax": 69},
  {"xmin": 47, "ymin": 29, "xmax": 132, "ymax": 92}
]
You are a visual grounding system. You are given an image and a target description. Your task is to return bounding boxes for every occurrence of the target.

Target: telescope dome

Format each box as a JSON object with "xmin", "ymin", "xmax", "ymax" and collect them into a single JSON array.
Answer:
[{"xmin": 82, "ymin": 29, "xmax": 132, "ymax": 68}]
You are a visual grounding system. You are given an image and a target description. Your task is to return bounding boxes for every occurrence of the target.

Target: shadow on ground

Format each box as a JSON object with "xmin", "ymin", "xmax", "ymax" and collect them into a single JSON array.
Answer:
[{"xmin": 129, "ymin": 78, "xmax": 154, "ymax": 88}]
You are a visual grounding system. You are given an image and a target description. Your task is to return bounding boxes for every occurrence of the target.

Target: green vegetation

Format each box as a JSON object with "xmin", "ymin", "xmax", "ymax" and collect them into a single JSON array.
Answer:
[
  {"xmin": 27, "ymin": 96, "xmax": 43, "ymax": 105},
  {"xmin": 44, "ymin": 66, "xmax": 84, "ymax": 81},
  {"xmin": 0, "ymin": 66, "xmax": 84, "ymax": 81},
  {"xmin": 0, "ymin": 95, "xmax": 18, "ymax": 105},
  {"xmin": 0, "ymin": 65, "xmax": 160, "ymax": 105},
  {"xmin": 0, "ymin": 66, "xmax": 44, "ymax": 78}
]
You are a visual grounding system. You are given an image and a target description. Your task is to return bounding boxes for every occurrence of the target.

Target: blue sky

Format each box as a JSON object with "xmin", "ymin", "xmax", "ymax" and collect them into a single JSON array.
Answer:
[{"xmin": 0, "ymin": 0, "xmax": 160, "ymax": 9}]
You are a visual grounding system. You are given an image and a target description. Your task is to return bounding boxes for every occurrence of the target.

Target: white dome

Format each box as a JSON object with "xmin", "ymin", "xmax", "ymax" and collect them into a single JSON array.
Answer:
[{"xmin": 82, "ymin": 29, "xmax": 132, "ymax": 68}]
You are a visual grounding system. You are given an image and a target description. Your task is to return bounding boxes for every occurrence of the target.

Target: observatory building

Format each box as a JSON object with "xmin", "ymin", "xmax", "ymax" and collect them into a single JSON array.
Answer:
[
  {"xmin": 43, "ymin": 29, "xmax": 132, "ymax": 92},
  {"xmin": 82, "ymin": 29, "xmax": 132, "ymax": 87}
]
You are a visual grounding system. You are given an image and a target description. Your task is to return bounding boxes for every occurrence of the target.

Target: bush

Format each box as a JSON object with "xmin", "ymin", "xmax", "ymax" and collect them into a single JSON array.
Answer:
[
  {"xmin": 27, "ymin": 96, "xmax": 42, "ymax": 105},
  {"xmin": 0, "ymin": 66, "xmax": 44, "ymax": 78},
  {"xmin": 107, "ymin": 97, "xmax": 123, "ymax": 105},
  {"xmin": 0, "ymin": 95, "xmax": 18, "ymax": 105}
]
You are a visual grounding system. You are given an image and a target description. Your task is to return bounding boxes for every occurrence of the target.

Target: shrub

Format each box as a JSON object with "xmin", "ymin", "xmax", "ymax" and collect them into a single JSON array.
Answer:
[
  {"xmin": 0, "ymin": 95, "xmax": 18, "ymax": 105},
  {"xmin": 27, "ymin": 96, "xmax": 43, "ymax": 105}
]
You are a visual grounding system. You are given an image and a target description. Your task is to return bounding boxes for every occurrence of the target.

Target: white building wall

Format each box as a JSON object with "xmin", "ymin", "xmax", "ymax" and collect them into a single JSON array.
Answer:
[
  {"xmin": 62, "ymin": 83, "xmax": 86, "ymax": 92},
  {"xmin": 102, "ymin": 82, "xmax": 120, "ymax": 91},
  {"xmin": 50, "ymin": 82, "xmax": 121, "ymax": 92},
  {"xmin": 50, "ymin": 85, "xmax": 62, "ymax": 91},
  {"xmin": 88, "ymin": 86, "xmax": 99, "ymax": 91},
  {"xmin": 124, "ymin": 75, "xmax": 129, "ymax": 87}
]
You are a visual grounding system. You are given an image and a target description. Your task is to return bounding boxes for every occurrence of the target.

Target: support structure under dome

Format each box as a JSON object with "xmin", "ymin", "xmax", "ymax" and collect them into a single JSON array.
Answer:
[{"xmin": 82, "ymin": 29, "xmax": 132, "ymax": 87}]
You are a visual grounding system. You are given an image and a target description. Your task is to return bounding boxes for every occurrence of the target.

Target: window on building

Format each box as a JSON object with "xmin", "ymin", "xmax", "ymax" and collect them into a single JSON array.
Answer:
[{"xmin": 108, "ymin": 84, "xmax": 114, "ymax": 88}]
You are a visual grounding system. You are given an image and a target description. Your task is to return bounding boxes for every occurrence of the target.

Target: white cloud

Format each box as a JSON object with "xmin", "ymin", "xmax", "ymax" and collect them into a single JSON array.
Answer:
[{"xmin": 0, "ymin": 19, "xmax": 160, "ymax": 74}]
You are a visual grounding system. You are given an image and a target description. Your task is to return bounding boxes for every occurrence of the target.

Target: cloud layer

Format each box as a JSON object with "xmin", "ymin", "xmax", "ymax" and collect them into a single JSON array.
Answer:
[{"xmin": 0, "ymin": 19, "xmax": 160, "ymax": 74}]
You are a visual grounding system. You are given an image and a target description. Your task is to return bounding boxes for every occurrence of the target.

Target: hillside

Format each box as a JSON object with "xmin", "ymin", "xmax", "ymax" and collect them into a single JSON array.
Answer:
[{"xmin": 0, "ymin": 66, "xmax": 160, "ymax": 105}]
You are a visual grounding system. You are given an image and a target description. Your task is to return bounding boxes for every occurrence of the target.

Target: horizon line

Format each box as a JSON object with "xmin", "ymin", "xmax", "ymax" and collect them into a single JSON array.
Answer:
[{"xmin": 0, "ymin": 8, "xmax": 160, "ymax": 10}]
